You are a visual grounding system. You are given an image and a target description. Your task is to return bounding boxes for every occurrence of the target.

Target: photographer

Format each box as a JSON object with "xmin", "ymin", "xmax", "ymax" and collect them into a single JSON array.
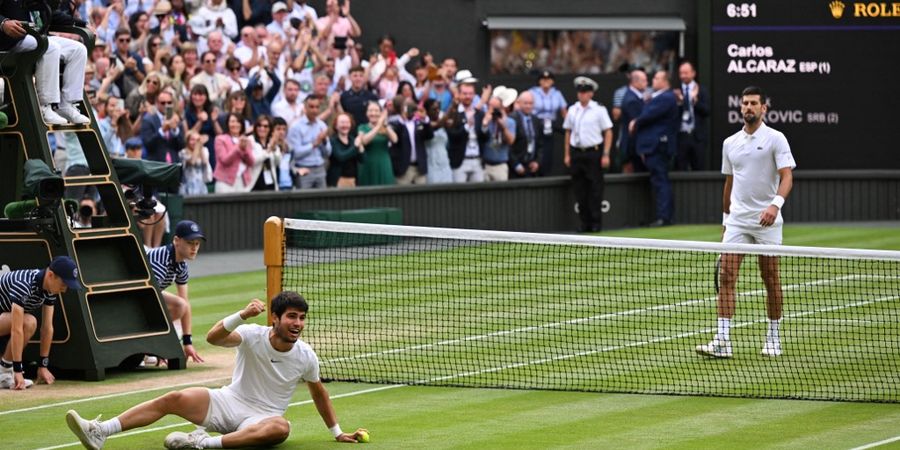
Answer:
[
  {"xmin": 0, "ymin": 0, "xmax": 91, "ymax": 125},
  {"xmin": 73, "ymin": 196, "xmax": 97, "ymax": 229},
  {"xmin": 480, "ymin": 86, "xmax": 517, "ymax": 182}
]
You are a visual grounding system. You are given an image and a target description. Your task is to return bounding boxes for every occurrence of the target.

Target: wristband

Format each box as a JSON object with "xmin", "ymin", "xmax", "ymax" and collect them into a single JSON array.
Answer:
[
  {"xmin": 40, "ymin": 356, "xmax": 49, "ymax": 368},
  {"xmin": 329, "ymin": 424, "xmax": 343, "ymax": 438},
  {"xmin": 722, "ymin": 212, "xmax": 729, "ymax": 225},
  {"xmin": 12, "ymin": 361, "xmax": 23, "ymax": 373},
  {"xmin": 182, "ymin": 334, "xmax": 193, "ymax": 346},
  {"xmin": 222, "ymin": 311, "xmax": 245, "ymax": 332},
  {"xmin": 771, "ymin": 195, "xmax": 785, "ymax": 209}
]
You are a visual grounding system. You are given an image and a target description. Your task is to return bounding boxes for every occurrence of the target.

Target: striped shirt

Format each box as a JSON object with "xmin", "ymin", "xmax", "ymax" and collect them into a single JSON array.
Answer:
[
  {"xmin": 0, "ymin": 270, "xmax": 57, "ymax": 314},
  {"xmin": 147, "ymin": 244, "xmax": 189, "ymax": 290}
]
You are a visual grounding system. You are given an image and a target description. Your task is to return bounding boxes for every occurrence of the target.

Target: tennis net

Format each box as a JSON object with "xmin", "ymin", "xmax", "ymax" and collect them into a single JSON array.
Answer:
[{"xmin": 269, "ymin": 218, "xmax": 900, "ymax": 402}]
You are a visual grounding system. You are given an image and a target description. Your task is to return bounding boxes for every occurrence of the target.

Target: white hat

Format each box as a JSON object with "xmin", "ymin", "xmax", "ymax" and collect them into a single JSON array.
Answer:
[
  {"xmin": 574, "ymin": 76, "xmax": 599, "ymax": 92},
  {"xmin": 493, "ymin": 86, "xmax": 518, "ymax": 108},
  {"xmin": 455, "ymin": 69, "xmax": 478, "ymax": 84},
  {"xmin": 272, "ymin": 1, "xmax": 288, "ymax": 14}
]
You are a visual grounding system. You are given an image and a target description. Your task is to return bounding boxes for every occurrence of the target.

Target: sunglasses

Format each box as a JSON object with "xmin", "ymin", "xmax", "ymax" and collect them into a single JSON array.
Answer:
[
  {"xmin": 159, "ymin": 100, "xmax": 173, "ymax": 105},
  {"xmin": 118, "ymin": 38, "xmax": 131, "ymax": 43},
  {"xmin": 228, "ymin": 66, "xmax": 240, "ymax": 71},
  {"xmin": 258, "ymin": 124, "xmax": 270, "ymax": 128},
  {"xmin": 147, "ymin": 79, "xmax": 160, "ymax": 85},
  {"xmin": 203, "ymin": 59, "xmax": 216, "ymax": 63}
]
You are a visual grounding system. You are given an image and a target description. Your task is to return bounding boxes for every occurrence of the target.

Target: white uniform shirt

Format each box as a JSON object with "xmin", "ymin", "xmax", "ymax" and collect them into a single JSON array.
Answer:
[
  {"xmin": 563, "ymin": 100, "xmax": 613, "ymax": 148},
  {"xmin": 722, "ymin": 122, "xmax": 796, "ymax": 228},
  {"xmin": 224, "ymin": 324, "xmax": 320, "ymax": 415}
]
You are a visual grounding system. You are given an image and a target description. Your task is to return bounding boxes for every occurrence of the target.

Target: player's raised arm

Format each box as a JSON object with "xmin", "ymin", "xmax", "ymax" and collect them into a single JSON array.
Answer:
[{"xmin": 206, "ymin": 299, "xmax": 266, "ymax": 347}]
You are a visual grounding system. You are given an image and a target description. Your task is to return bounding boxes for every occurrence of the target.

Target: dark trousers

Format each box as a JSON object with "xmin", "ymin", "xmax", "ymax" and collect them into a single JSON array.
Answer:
[
  {"xmin": 676, "ymin": 132, "xmax": 706, "ymax": 171},
  {"xmin": 644, "ymin": 149, "xmax": 674, "ymax": 223},
  {"xmin": 538, "ymin": 134, "xmax": 555, "ymax": 176},
  {"xmin": 570, "ymin": 150, "xmax": 604, "ymax": 230}
]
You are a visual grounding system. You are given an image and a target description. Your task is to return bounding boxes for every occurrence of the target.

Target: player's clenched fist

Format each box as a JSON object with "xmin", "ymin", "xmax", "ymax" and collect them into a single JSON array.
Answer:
[{"xmin": 241, "ymin": 299, "xmax": 266, "ymax": 319}]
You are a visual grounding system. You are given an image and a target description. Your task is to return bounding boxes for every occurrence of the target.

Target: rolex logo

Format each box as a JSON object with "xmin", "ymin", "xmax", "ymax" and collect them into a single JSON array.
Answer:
[{"xmin": 829, "ymin": 0, "xmax": 846, "ymax": 18}]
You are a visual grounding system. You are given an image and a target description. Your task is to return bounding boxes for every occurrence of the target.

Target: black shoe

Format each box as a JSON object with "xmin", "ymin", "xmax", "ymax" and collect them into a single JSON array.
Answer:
[{"xmin": 648, "ymin": 219, "xmax": 672, "ymax": 227}]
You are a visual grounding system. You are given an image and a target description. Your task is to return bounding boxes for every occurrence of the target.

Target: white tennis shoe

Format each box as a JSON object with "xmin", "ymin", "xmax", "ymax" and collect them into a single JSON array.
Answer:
[
  {"xmin": 0, "ymin": 372, "xmax": 34, "ymax": 389},
  {"xmin": 761, "ymin": 338, "xmax": 783, "ymax": 357},
  {"xmin": 164, "ymin": 428, "xmax": 210, "ymax": 450},
  {"xmin": 695, "ymin": 337, "xmax": 733, "ymax": 358},
  {"xmin": 56, "ymin": 103, "xmax": 91, "ymax": 124},
  {"xmin": 66, "ymin": 410, "xmax": 106, "ymax": 450}
]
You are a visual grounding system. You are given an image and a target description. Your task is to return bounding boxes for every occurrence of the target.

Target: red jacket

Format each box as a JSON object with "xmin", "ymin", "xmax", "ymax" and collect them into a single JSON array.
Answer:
[{"xmin": 213, "ymin": 135, "xmax": 255, "ymax": 187}]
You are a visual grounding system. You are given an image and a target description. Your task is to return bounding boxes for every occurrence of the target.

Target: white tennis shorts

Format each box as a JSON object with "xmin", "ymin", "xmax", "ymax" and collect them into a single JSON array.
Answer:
[
  {"xmin": 202, "ymin": 387, "xmax": 285, "ymax": 434},
  {"xmin": 723, "ymin": 224, "xmax": 783, "ymax": 246}
]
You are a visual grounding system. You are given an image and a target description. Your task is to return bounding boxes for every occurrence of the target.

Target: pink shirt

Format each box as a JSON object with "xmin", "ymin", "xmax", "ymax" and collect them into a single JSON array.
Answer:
[{"xmin": 316, "ymin": 16, "xmax": 352, "ymax": 38}]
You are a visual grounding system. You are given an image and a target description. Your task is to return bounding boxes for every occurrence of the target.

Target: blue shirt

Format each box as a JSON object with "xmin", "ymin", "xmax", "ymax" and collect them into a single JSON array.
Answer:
[
  {"xmin": 530, "ymin": 86, "xmax": 567, "ymax": 121},
  {"xmin": 287, "ymin": 115, "xmax": 332, "ymax": 168},
  {"xmin": 147, "ymin": 244, "xmax": 189, "ymax": 290},
  {"xmin": 481, "ymin": 117, "xmax": 516, "ymax": 164},
  {"xmin": 0, "ymin": 269, "xmax": 56, "ymax": 314}
]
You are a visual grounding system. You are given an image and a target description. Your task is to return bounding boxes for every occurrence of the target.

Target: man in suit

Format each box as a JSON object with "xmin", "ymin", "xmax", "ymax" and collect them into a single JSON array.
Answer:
[
  {"xmin": 675, "ymin": 60, "xmax": 710, "ymax": 171},
  {"xmin": 618, "ymin": 68, "xmax": 647, "ymax": 173},
  {"xmin": 141, "ymin": 90, "xmax": 185, "ymax": 163},
  {"xmin": 510, "ymin": 90, "xmax": 543, "ymax": 178},
  {"xmin": 449, "ymin": 83, "xmax": 488, "ymax": 182},
  {"xmin": 629, "ymin": 70, "xmax": 679, "ymax": 226},
  {"xmin": 389, "ymin": 96, "xmax": 433, "ymax": 184}
]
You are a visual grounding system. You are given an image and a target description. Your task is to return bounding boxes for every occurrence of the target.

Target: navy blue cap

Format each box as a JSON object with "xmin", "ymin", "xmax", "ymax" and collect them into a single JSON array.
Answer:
[
  {"xmin": 175, "ymin": 220, "xmax": 206, "ymax": 241},
  {"xmin": 49, "ymin": 256, "xmax": 83, "ymax": 290},
  {"xmin": 125, "ymin": 137, "xmax": 143, "ymax": 148}
]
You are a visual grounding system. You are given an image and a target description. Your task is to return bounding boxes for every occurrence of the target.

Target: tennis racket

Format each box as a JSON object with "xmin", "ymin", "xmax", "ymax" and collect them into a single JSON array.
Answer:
[{"xmin": 714, "ymin": 254, "xmax": 722, "ymax": 294}]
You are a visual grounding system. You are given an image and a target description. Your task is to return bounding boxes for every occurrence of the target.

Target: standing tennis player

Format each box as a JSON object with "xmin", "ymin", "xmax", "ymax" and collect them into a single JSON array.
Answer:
[
  {"xmin": 696, "ymin": 86, "xmax": 795, "ymax": 358},
  {"xmin": 66, "ymin": 292, "xmax": 366, "ymax": 449}
]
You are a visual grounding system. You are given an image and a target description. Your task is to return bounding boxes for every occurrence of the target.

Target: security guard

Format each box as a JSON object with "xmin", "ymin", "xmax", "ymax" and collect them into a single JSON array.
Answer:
[{"xmin": 563, "ymin": 76, "xmax": 613, "ymax": 232}]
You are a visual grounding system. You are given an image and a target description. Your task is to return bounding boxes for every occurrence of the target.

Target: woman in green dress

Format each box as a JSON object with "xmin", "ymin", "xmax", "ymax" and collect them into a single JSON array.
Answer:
[{"xmin": 355, "ymin": 101, "xmax": 398, "ymax": 186}]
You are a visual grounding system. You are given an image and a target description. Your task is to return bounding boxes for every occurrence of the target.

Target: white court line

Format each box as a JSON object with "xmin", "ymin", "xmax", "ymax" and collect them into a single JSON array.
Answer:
[
  {"xmin": 0, "ymin": 376, "xmax": 232, "ymax": 417},
  {"xmin": 325, "ymin": 274, "xmax": 872, "ymax": 364},
  {"xmin": 849, "ymin": 435, "xmax": 900, "ymax": 450},
  {"xmin": 33, "ymin": 384, "xmax": 403, "ymax": 450}
]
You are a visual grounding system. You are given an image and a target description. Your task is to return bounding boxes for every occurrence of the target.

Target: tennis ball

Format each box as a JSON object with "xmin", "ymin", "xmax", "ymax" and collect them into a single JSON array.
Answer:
[{"xmin": 357, "ymin": 431, "xmax": 370, "ymax": 443}]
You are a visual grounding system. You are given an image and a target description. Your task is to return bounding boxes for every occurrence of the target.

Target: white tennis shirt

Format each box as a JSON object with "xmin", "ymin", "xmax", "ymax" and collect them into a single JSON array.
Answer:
[
  {"xmin": 223, "ymin": 324, "xmax": 321, "ymax": 415},
  {"xmin": 722, "ymin": 122, "xmax": 796, "ymax": 228}
]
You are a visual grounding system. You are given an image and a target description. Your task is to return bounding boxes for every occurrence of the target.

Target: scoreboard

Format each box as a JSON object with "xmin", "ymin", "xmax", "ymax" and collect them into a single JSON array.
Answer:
[{"xmin": 711, "ymin": 0, "xmax": 900, "ymax": 169}]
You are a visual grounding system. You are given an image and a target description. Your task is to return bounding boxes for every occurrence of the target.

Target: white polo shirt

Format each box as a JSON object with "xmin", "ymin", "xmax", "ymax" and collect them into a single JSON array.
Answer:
[
  {"xmin": 563, "ymin": 100, "xmax": 613, "ymax": 148},
  {"xmin": 722, "ymin": 122, "xmax": 796, "ymax": 228}
]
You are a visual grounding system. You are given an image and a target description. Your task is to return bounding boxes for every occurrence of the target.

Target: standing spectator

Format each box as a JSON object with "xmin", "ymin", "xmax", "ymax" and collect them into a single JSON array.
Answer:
[
  {"xmin": 629, "ymin": 70, "xmax": 679, "ymax": 227},
  {"xmin": 327, "ymin": 112, "xmax": 360, "ymax": 187},
  {"xmin": 193, "ymin": 0, "xmax": 238, "ymax": 41},
  {"xmin": 355, "ymin": 101, "xmax": 397, "ymax": 186},
  {"xmin": 190, "ymin": 51, "xmax": 232, "ymax": 107},
  {"xmin": 674, "ymin": 60, "xmax": 710, "ymax": 171},
  {"xmin": 451, "ymin": 82, "xmax": 487, "ymax": 182},
  {"xmin": 563, "ymin": 76, "xmax": 613, "ymax": 232},
  {"xmin": 618, "ymin": 68, "xmax": 647, "ymax": 173},
  {"xmin": 287, "ymin": 96, "xmax": 331, "ymax": 189},
  {"xmin": 272, "ymin": 117, "xmax": 294, "ymax": 190},
  {"xmin": 441, "ymin": 57, "xmax": 458, "ymax": 85},
  {"xmin": 340, "ymin": 66, "xmax": 378, "ymax": 126},
  {"xmin": 249, "ymin": 115, "xmax": 282, "ymax": 192},
  {"xmin": 480, "ymin": 87, "xmax": 517, "ymax": 182},
  {"xmin": 390, "ymin": 96, "xmax": 432, "ymax": 185},
  {"xmin": 315, "ymin": 0, "xmax": 361, "ymax": 51},
  {"xmin": 214, "ymin": 113, "xmax": 256, "ymax": 193},
  {"xmin": 184, "ymin": 84, "xmax": 223, "ymax": 170},
  {"xmin": 233, "ymin": 26, "xmax": 264, "ymax": 72},
  {"xmin": 220, "ymin": 90, "xmax": 253, "ymax": 132},
  {"xmin": 179, "ymin": 42, "xmax": 200, "ymax": 80},
  {"xmin": 530, "ymin": 70, "xmax": 567, "ymax": 176},
  {"xmin": 125, "ymin": 71, "xmax": 163, "ymax": 122},
  {"xmin": 140, "ymin": 90, "xmax": 185, "ymax": 163},
  {"xmin": 510, "ymin": 90, "xmax": 543, "ymax": 178},
  {"xmin": 224, "ymin": 56, "xmax": 248, "ymax": 92},
  {"xmin": 166, "ymin": 53, "xmax": 190, "ymax": 101},
  {"xmin": 289, "ymin": 0, "xmax": 318, "ymax": 24},
  {"xmin": 245, "ymin": 42, "xmax": 283, "ymax": 120},
  {"xmin": 267, "ymin": 2, "xmax": 290, "ymax": 40},
  {"xmin": 179, "ymin": 131, "xmax": 213, "ymax": 196},
  {"xmin": 235, "ymin": 0, "xmax": 272, "ymax": 30},
  {"xmin": 423, "ymin": 99, "xmax": 453, "ymax": 184},
  {"xmin": 98, "ymin": 96, "xmax": 128, "ymax": 158},
  {"xmin": 271, "ymin": 79, "xmax": 305, "ymax": 126}
]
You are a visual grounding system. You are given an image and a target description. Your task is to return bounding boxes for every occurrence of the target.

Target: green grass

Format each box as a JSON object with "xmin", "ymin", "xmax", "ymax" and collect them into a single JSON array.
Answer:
[{"xmin": 3, "ymin": 224, "xmax": 900, "ymax": 449}]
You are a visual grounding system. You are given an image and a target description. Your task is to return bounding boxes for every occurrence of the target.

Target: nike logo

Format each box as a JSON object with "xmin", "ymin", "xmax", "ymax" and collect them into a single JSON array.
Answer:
[{"xmin": 270, "ymin": 359, "xmax": 281, "ymax": 363}]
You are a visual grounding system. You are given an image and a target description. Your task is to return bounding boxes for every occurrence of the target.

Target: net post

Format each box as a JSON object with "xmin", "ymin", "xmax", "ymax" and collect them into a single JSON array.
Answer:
[{"xmin": 263, "ymin": 216, "xmax": 284, "ymax": 327}]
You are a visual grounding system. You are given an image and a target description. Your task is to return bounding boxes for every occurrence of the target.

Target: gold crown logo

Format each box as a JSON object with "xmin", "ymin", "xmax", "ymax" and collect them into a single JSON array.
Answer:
[{"xmin": 829, "ymin": 0, "xmax": 846, "ymax": 18}]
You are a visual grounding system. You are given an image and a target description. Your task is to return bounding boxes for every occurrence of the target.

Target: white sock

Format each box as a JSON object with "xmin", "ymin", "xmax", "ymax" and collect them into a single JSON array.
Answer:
[
  {"xmin": 100, "ymin": 417, "xmax": 122, "ymax": 436},
  {"xmin": 173, "ymin": 319, "xmax": 183, "ymax": 340},
  {"xmin": 768, "ymin": 319, "xmax": 781, "ymax": 340},
  {"xmin": 717, "ymin": 317, "xmax": 731, "ymax": 341},
  {"xmin": 200, "ymin": 435, "xmax": 223, "ymax": 449}
]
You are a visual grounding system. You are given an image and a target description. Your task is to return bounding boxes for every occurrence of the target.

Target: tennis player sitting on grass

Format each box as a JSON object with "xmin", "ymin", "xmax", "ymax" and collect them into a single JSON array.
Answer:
[
  {"xmin": 66, "ymin": 291, "xmax": 366, "ymax": 449},
  {"xmin": 696, "ymin": 86, "xmax": 795, "ymax": 359},
  {"xmin": 146, "ymin": 220, "xmax": 207, "ymax": 364}
]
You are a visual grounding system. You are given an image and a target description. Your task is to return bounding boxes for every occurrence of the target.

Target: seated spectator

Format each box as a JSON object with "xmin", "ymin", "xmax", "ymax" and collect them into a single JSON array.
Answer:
[
  {"xmin": 185, "ymin": 84, "xmax": 223, "ymax": 169},
  {"xmin": 0, "ymin": 12, "xmax": 90, "ymax": 125},
  {"xmin": 213, "ymin": 113, "xmax": 255, "ymax": 193},
  {"xmin": 248, "ymin": 116, "xmax": 281, "ymax": 192},
  {"xmin": 354, "ymin": 101, "xmax": 397, "ymax": 186},
  {"xmin": 327, "ymin": 112, "xmax": 360, "ymax": 188},
  {"xmin": 179, "ymin": 131, "xmax": 212, "ymax": 196}
]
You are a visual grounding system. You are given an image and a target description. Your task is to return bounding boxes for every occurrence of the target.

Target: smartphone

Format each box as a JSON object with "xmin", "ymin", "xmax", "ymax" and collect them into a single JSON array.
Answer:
[
  {"xmin": 165, "ymin": 105, "xmax": 173, "ymax": 119},
  {"xmin": 290, "ymin": 17, "xmax": 302, "ymax": 29}
]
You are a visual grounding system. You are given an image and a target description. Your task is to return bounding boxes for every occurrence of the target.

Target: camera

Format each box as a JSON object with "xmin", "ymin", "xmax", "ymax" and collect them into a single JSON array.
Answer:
[
  {"xmin": 123, "ymin": 188, "xmax": 157, "ymax": 219},
  {"xmin": 492, "ymin": 109, "xmax": 502, "ymax": 119},
  {"xmin": 289, "ymin": 17, "xmax": 302, "ymax": 29}
]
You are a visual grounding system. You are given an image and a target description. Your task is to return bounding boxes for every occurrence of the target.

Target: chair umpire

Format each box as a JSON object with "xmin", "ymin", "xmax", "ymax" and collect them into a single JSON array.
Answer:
[{"xmin": 563, "ymin": 76, "xmax": 613, "ymax": 232}]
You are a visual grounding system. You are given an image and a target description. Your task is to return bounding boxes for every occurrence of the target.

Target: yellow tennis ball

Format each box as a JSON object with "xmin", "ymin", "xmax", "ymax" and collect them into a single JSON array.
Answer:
[{"xmin": 357, "ymin": 431, "xmax": 370, "ymax": 443}]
